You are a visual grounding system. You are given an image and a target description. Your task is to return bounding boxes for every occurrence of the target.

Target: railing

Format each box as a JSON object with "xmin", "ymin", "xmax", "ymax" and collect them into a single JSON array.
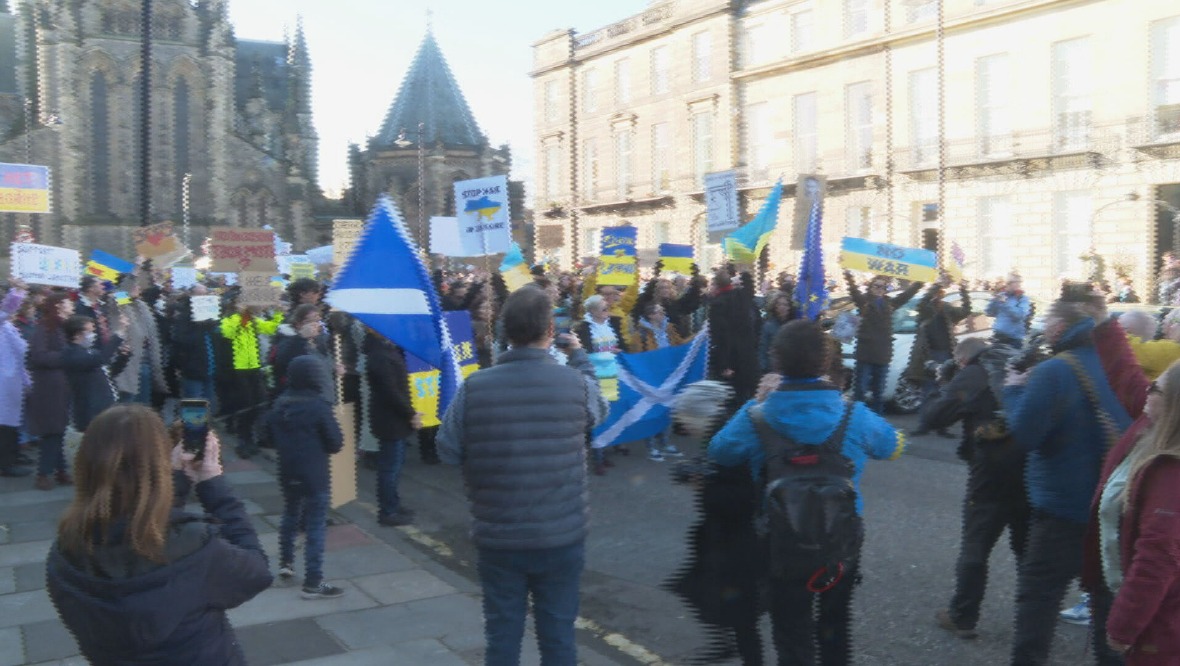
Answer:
[
  {"xmin": 574, "ymin": 2, "xmax": 675, "ymax": 51},
  {"xmin": 895, "ymin": 123, "xmax": 1121, "ymax": 172}
]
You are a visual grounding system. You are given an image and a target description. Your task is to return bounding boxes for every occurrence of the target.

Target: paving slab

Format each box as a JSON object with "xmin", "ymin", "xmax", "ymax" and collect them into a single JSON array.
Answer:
[
  {"xmin": 0, "ymin": 567, "xmax": 14, "ymax": 595},
  {"xmin": 6, "ymin": 519, "xmax": 58, "ymax": 544},
  {"xmin": 350, "ymin": 569, "xmax": 457, "ymax": 606},
  {"xmin": 21, "ymin": 618, "xmax": 78, "ymax": 664},
  {"xmin": 0, "ymin": 589, "xmax": 58, "ymax": 629},
  {"xmin": 235, "ymin": 617, "xmax": 346, "ymax": 666},
  {"xmin": 286, "ymin": 641, "xmax": 468, "ymax": 666},
  {"xmin": 316, "ymin": 593, "xmax": 483, "ymax": 650},
  {"xmin": 14, "ymin": 561, "xmax": 45, "ymax": 592},
  {"xmin": 226, "ymin": 579, "xmax": 377, "ymax": 628},
  {"xmin": 0, "ymin": 487, "xmax": 71, "ymax": 508},
  {"xmin": 222, "ymin": 470, "xmax": 276, "ymax": 485},
  {"xmin": 0, "ymin": 539, "xmax": 51, "ymax": 568},
  {"xmin": 0, "ymin": 626, "xmax": 23, "ymax": 666}
]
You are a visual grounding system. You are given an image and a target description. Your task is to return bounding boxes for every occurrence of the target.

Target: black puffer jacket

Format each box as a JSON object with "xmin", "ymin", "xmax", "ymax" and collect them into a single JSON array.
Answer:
[
  {"xmin": 365, "ymin": 333, "xmax": 416, "ymax": 442},
  {"xmin": 844, "ymin": 272, "xmax": 924, "ymax": 365},
  {"xmin": 265, "ymin": 355, "xmax": 344, "ymax": 494}
]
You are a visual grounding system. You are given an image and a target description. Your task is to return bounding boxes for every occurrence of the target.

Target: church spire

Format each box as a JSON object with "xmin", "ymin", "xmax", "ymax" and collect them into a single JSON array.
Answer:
[
  {"xmin": 372, "ymin": 30, "xmax": 485, "ymax": 149},
  {"xmin": 289, "ymin": 16, "xmax": 312, "ymax": 115}
]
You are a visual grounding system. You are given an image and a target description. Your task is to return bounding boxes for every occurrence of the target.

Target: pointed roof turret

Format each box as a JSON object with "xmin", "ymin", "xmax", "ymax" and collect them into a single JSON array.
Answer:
[
  {"xmin": 289, "ymin": 16, "xmax": 312, "ymax": 115},
  {"xmin": 372, "ymin": 30, "xmax": 485, "ymax": 149}
]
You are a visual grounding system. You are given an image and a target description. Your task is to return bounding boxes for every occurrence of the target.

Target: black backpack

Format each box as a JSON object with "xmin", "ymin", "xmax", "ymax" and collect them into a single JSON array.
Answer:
[{"xmin": 750, "ymin": 401, "xmax": 863, "ymax": 591}]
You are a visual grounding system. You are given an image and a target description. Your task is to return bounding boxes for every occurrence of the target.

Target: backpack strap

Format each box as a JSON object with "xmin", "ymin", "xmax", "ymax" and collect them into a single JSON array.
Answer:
[
  {"xmin": 750, "ymin": 404, "xmax": 799, "ymax": 480},
  {"xmin": 821, "ymin": 402, "xmax": 857, "ymax": 455},
  {"xmin": 1056, "ymin": 352, "xmax": 1120, "ymax": 451}
]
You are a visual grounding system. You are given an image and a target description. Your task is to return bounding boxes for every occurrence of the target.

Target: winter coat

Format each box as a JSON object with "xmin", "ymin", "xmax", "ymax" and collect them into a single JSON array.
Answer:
[
  {"xmin": 707, "ymin": 281, "xmax": 760, "ymax": 399},
  {"xmin": 364, "ymin": 334, "xmax": 416, "ymax": 443},
  {"xmin": 1106, "ymin": 455, "xmax": 1180, "ymax": 662},
  {"xmin": 572, "ymin": 316, "xmax": 629, "ymax": 354},
  {"xmin": 112, "ymin": 299, "xmax": 167, "ymax": 397},
  {"xmin": 1082, "ymin": 416, "xmax": 1150, "ymax": 596},
  {"xmin": 905, "ymin": 284, "xmax": 970, "ymax": 379},
  {"xmin": 272, "ymin": 331, "xmax": 335, "ymax": 404},
  {"xmin": 25, "ymin": 323, "xmax": 70, "ymax": 436},
  {"xmin": 1127, "ymin": 336, "xmax": 1180, "ymax": 382},
  {"xmin": 170, "ymin": 309, "xmax": 218, "ymax": 382},
  {"xmin": 264, "ymin": 356, "xmax": 344, "ymax": 494},
  {"xmin": 708, "ymin": 381, "xmax": 905, "ymax": 515},
  {"xmin": 758, "ymin": 314, "xmax": 789, "ymax": 372},
  {"xmin": 45, "ymin": 475, "xmax": 272, "ymax": 666},
  {"xmin": 0, "ymin": 288, "xmax": 30, "ymax": 428},
  {"xmin": 1093, "ymin": 319, "xmax": 1150, "ymax": 420},
  {"xmin": 1003, "ymin": 319, "xmax": 1133, "ymax": 523},
  {"xmin": 75, "ymin": 295, "xmax": 117, "ymax": 345},
  {"xmin": 219, "ymin": 312, "xmax": 283, "ymax": 371},
  {"xmin": 844, "ymin": 272, "xmax": 924, "ymax": 365},
  {"xmin": 986, "ymin": 291, "xmax": 1032, "ymax": 342},
  {"xmin": 62, "ymin": 337, "xmax": 123, "ymax": 432}
]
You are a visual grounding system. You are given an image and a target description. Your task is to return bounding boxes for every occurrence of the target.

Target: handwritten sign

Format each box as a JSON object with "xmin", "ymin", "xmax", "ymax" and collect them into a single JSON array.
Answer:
[
  {"xmin": 237, "ymin": 271, "xmax": 283, "ymax": 308},
  {"xmin": 10, "ymin": 242, "xmax": 80, "ymax": 287},
  {"xmin": 597, "ymin": 226, "xmax": 638, "ymax": 287},
  {"xmin": 429, "ymin": 216, "xmax": 466, "ymax": 257},
  {"xmin": 170, "ymin": 266, "xmax": 198, "ymax": 290},
  {"xmin": 404, "ymin": 311, "xmax": 481, "ymax": 428},
  {"xmin": 134, "ymin": 222, "xmax": 185, "ymax": 265},
  {"xmin": 454, "ymin": 175, "xmax": 511, "ymax": 256},
  {"xmin": 704, "ymin": 170, "xmax": 740, "ymax": 234},
  {"xmin": 840, "ymin": 237, "xmax": 939, "ymax": 282},
  {"xmin": 209, "ymin": 229, "xmax": 277, "ymax": 273},
  {"xmin": 0, "ymin": 163, "xmax": 51, "ymax": 213},
  {"xmin": 332, "ymin": 219, "xmax": 364, "ymax": 267},
  {"xmin": 190, "ymin": 295, "xmax": 221, "ymax": 322}
]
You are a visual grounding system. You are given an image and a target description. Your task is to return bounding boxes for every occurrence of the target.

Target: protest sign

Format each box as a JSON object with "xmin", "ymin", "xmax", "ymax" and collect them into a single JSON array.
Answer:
[
  {"xmin": 792, "ymin": 174, "xmax": 827, "ymax": 250},
  {"xmin": 332, "ymin": 219, "xmax": 364, "ymax": 267},
  {"xmin": 190, "ymin": 295, "xmax": 221, "ymax": 322},
  {"xmin": 10, "ymin": 242, "xmax": 80, "ymax": 287},
  {"xmin": 305, "ymin": 245, "xmax": 333, "ymax": 266},
  {"xmin": 114, "ymin": 291, "xmax": 131, "ymax": 306},
  {"xmin": 0, "ymin": 163, "xmax": 51, "ymax": 213},
  {"xmin": 289, "ymin": 263, "xmax": 316, "ymax": 280},
  {"xmin": 237, "ymin": 271, "xmax": 283, "ymax": 307},
  {"xmin": 658, "ymin": 244, "xmax": 695, "ymax": 275},
  {"xmin": 170, "ymin": 266, "xmax": 198, "ymax": 290},
  {"xmin": 453, "ymin": 175, "xmax": 512, "ymax": 256},
  {"xmin": 209, "ymin": 229, "xmax": 277, "ymax": 273},
  {"xmin": 403, "ymin": 311, "xmax": 481, "ymax": 428},
  {"xmin": 134, "ymin": 222, "xmax": 187, "ymax": 266},
  {"xmin": 705, "ymin": 170, "xmax": 740, "ymax": 235},
  {"xmin": 840, "ymin": 237, "xmax": 939, "ymax": 282},
  {"xmin": 429, "ymin": 216, "xmax": 466, "ymax": 257},
  {"xmin": 597, "ymin": 226, "xmax": 638, "ymax": 287},
  {"xmin": 536, "ymin": 225, "xmax": 565, "ymax": 250},
  {"xmin": 277, "ymin": 254, "xmax": 314, "ymax": 277},
  {"xmin": 209, "ymin": 272, "xmax": 238, "ymax": 286},
  {"xmin": 330, "ymin": 402, "xmax": 358, "ymax": 508}
]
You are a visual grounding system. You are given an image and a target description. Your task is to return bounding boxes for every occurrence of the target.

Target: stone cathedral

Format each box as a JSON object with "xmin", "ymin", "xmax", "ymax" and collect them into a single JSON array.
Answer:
[{"xmin": 0, "ymin": 0, "xmax": 321, "ymax": 258}]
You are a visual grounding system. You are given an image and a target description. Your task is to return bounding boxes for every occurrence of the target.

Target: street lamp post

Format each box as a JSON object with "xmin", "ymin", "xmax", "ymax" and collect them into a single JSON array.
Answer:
[
  {"xmin": 395, "ymin": 122, "xmax": 427, "ymax": 251},
  {"xmin": 181, "ymin": 172, "xmax": 192, "ymax": 248}
]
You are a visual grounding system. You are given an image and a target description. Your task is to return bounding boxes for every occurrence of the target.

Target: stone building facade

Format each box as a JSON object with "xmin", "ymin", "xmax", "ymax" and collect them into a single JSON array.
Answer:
[
  {"xmin": 533, "ymin": 0, "xmax": 1180, "ymax": 299},
  {"xmin": 0, "ymin": 0, "xmax": 321, "ymax": 258}
]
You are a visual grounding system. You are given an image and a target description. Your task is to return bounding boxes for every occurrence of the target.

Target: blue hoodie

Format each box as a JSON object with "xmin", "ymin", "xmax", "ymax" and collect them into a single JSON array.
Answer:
[
  {"xmin": 708, "ymin": 383, "xmax": 905, "ymax": 514},
  {"xmin": 1003, "ymin": 318, "xmax": 1132, "ymax": 523}
]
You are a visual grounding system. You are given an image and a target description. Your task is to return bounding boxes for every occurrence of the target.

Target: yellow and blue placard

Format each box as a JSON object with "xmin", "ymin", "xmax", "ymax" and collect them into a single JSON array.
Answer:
[
  {"xmin": 0, "ymin": 163, "xmax": 50, "ymax": 213},
  {"xmin": 405, "ymin": 311, "xmax": 480, "ymax": 428},
  {"xmin": 840, "ymin": 237, "xmax": 939, "ymax": 282},
  {"xmin": 85, "ymin": 249, "xmax": 136, "ymax": 283},
  {"xmin": 658, "ymin": 243, "xmax": 694, "ymax": 275},
  {"xmin": 597, "ymin": 226, "xmax": 638, "ymax": 287}
]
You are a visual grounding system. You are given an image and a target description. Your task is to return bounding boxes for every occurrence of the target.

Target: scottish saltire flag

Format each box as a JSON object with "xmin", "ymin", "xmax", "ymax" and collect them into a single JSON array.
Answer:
[
  {"xmin": 794, "ymin": 177, "xmax": 829, "ymax": 320},
  {"xmin": 592, "ymin": 325, "xmax": 710, "ymax": 449},
  {"xmin": 86, "ymin": 249, "xmax": 135, "ymax": 283},
  {"xmin": 500, "ymin": 241, "xmax": 533, "ymax": 292},
  {"xmin": 658, "ymin": 243, "xmax": 694, "ymax": 275},
  {"xmin": 327, "ymin": 195, "xmax": 462, "ymax": 410},
  {"xmin": 723, "ymin": 180, "xmax": 783, "ymax": 264}
]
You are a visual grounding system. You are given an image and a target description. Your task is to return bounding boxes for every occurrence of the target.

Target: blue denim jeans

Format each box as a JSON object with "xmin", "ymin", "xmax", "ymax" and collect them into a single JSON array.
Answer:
[
  {"xmin": 477, "ymin": 540, "xmax": 585, "ymax": 666},
  {"xmin": 278, "ymin": 483, "xmax": 330, "ymax": 588},
  {"xmin": 37, "ymin": 433, "xmax": 66, "ymax": 476},
  {"xmin": 120, "ymin": 362, "xmax": 153, "ymax": 405},
  {"xmin": 854, "ymin": 361, "xmax": 888, "ymax": 413},
  {"xmin": 376, "ymin": 439, "xmax": 406, "ymax": 518},
  {"xmin": 180, "ymin": 377, "xmax": 216, "ymax": 404}
]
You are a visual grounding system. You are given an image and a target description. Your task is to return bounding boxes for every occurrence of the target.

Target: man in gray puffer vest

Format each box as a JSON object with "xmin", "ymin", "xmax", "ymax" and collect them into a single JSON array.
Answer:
[{"xmin": 439, "ymin": 285, "xmax": 608, "ymax": 666}]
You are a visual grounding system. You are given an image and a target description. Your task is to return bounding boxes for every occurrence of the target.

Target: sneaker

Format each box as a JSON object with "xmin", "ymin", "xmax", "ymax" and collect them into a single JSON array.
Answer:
[
  {"xmin": 662, "ymin": 445, "xmax": 684, "ymax": 457},
  {"xmin": 1059, "ymin": 594, "xmax": 1091, "ymax": 625},
  {"xmin": 277, "ymin": 564, "xmax": 295, "ymax": 580},
  {"xmin": 301, "ymin": 582, "xmax": 345, "ymax": 600},
  {"xmin": 648, "ymin": 449, "xmax": 665, "ymax": 462},
  {"xmin": 936, "ymin": 609, "xmax": 978, "ymax": 640}
]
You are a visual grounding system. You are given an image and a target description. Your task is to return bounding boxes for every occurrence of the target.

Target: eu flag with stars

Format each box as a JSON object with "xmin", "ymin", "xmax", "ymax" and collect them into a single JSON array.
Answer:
[{"xmin": 794, "ymin": 176, "xmax": 829, "ymax": 320}]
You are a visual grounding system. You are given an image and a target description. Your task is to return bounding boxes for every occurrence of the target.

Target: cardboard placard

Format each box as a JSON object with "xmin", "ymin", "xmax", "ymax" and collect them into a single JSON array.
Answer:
[
  {"xmin": 190, "ymin": 295, "xmax": 221, "ymax": 322},
  {"xmin": 840, "ymin": 237, "xmax": 940, "ymax": 282},
  {"xmin": 209, "ymin": 229, "xmax": 277, "ymax": 273},
  {"xmin": 705, "ymin": 170, "xmax": 740, "ymax": 235},
  {"xmin": 597, "ymin": 226, "xmax": 638, "ymax": 287},
  {"xmin": 0, "ymin": 163, "xmax": 51, "ymax": 213},
  {"xmin": 237, "ymin": 271, "xmax": 283, "ymax": 307},
  {"xmin": 330, "ymin": 402, "xmax": 358, "ymax": 508},
  {"xmin": 10, "ymin": 242, "xmax": 80, "ymax": 287},
  {"xmin": 134, "ymin": 222, "xmax": 187, "ymax": 265},
  {"xmin": 332, "ymin": 219, "xmax": 365, "ymax": 267}
]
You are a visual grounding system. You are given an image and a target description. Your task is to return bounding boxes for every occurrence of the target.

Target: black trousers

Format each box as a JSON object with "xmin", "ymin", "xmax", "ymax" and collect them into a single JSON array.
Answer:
[
  {"xmin": 0, "ymin": 425, "xmax": 19, "ymax": 471},
  {"xmin": 229, "ymin": 369, "xmax": 268, "ymax": 453},
  {"xmin": 948, "ymin": 494, "xmax": 1030, "ymax": 629},
  {"xmin": 1010, "ymin": 511, "xmax": 1086, "ymax": 666},
  {"xmin": 768, "ymin": 561, "xmax": 859, "ymax": 666}
]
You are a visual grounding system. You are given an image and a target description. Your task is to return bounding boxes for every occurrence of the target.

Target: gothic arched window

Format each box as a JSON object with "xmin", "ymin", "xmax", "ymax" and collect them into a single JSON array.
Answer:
[{"xmin": 90, "ymin": 71, "xmax": 110, "ymax": 215}]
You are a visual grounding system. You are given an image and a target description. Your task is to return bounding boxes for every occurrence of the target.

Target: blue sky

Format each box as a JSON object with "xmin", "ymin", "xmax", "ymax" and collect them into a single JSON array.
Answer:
[{"xmin": 228, "ymin": 0, "xmax": 642, "ymax": 199}]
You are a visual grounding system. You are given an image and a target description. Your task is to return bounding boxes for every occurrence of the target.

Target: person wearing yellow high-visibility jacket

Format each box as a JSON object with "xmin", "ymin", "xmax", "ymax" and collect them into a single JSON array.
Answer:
[{"xmin": 220, "ymin": 305, "xmax": 283, "ymax": 459}]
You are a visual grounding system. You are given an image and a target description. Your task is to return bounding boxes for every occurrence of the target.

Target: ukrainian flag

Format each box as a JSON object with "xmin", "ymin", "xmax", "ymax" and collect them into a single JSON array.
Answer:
[
  {"xmin": 658, "ymin": 244, "xmax": 694, "ymax": 275},
  {"xmin": 500, "ymin": 242, "xmax": 533, "ymax": 292},
  {"xmin": 85, "ymin": 250, "xmax": 136, "ymax": 283},
  {"xmin": 723, "ymin": 180, "xmax": 783, "ymax": 264}
]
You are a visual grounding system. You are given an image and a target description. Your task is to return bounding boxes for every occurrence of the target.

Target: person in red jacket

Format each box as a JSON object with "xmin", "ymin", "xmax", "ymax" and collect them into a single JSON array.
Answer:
[{"xmin": 1103, "ymin": 361, "xmax": 1180, "ymax": 663}]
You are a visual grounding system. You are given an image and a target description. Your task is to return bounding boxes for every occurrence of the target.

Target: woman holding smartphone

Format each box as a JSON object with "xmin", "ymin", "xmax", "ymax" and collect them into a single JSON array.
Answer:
[{"xmin": 46, "ymin": 405, "xmax": 272, "ymax": 665}]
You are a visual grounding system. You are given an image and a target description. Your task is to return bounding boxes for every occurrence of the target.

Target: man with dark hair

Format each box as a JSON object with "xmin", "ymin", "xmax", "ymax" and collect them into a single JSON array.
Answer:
[
  {"xmin": 709, "ymin": 319, "xmax": 904, "ymax": 664},
  {"xmin": 708, "ymin": 268, "xmax": 760, "ymax": 404},
  {"xmin": 437, "ymin": 285, "xmax": 608, "ymax": 665},
  {"xmin": 286, "ymin": 278, "xmax": 322, "ymax": 312},
  {"xmin": 844, "ymin": 271, "xmax": 924, "ymax": 413},
  {"xmin": 76, "ymin": 275, "xmax": 116, "ymax": 345}
]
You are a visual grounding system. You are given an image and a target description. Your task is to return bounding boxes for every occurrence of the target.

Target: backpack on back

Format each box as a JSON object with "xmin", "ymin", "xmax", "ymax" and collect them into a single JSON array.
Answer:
[{"xmin": 749, "ymin": 401, "xmax": 862, "ymax": 591}]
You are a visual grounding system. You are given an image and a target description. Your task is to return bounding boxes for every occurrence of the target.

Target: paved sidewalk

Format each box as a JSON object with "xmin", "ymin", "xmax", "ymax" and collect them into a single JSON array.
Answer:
[{"xmin": 0, "ymin": 446, "xmax": 627, "ymax": 666}]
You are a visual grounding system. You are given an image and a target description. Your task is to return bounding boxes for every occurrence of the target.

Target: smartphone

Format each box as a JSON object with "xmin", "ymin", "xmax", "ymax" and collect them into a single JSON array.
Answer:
[{"xmin": 179, "ymin": 399, "xmax": 210, "ymax": 460}]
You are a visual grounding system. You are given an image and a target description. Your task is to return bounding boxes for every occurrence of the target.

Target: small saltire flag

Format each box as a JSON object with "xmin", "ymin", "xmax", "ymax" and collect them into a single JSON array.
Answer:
[
  {"xmin": 723, "ymin": 180, "xmax": 783, "ymax": 264},
  {"xmin": 658, "ymin": 243, "xmax": 694, "ymax": 275},
  {"xmin": 86, "ymin": 249, "xmax": 136, "ymax": 283},
  {"xmin": 592, "ymin": 325, "xmax": 710, "ymax": 449},
  {"xmin": 794, "ymin": 177, "xmax": 829, "ymax": 320},
  {"xmin": 500, "ymin": 241, "xmax": 533, "ymax": 292},
  {"xmin": 326, "ymin": 195, "xmax": 462, "ymax": 411}
]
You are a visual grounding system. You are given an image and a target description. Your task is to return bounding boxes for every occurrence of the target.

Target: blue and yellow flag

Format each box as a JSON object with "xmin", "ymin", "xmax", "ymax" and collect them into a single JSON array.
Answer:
[
  {"xmin": 85, "ymin": 250, "xmax": 136, "ymax": 283},
  {"xmin": 794, "ymin": 177, "xmax": 829, "ymax": 320},
  {"xmin": 500, "ymin": 241, "xmax": 533, "ymax": 292},
  {"xmin": 658, "ymin": 243, "xmax": 694, "ymax": 275},
  {"xmin": 723, "ymin": 180, "xmax": 783, "ymax": 264}
]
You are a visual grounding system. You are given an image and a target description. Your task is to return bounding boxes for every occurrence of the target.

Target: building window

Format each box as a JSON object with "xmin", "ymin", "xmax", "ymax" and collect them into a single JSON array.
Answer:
[
  {"xmin": 845, "ymin": 206, "xmax": 873, "ymax": 239},
  {"xmin": 582, "ymin": 139, "xmax": 598, "ymax": 199},
  {"xmin": 583, "ymin": 227, "xmax": 602, "ymax": 258},
  {"xmin": 651, "ymin": 123, "xmax": 671, "ymax": 193},
  {"xmin": 977, "ymin": 196, "xmax": 1011, "ymax": 276},
  {"xmin": 910, "ymin": 68, "xmax": 938, "ymax": 166},
  {"xmin": 794, "ymin": 92, "xmax": 818, "ymax": 173},
  {"xmin": 1151, "ymin": 16, "xmax": 1180, "ymax": 139},
  {"xmin": 582, "ymin": 69, "xmax": 599, "ymax": 113},
  {"xmin": 614, "ymin": 59, "xmax": 631, "ymax": 107},
  {"xmin": 90, "ymin": 71, "xmax": 110, "ymax": 215},
  {"xmin": 744, "ymin": 23, "xmax": 770, "ymax": 68},
  {"xmin": 654, "ymin": 221, "xmax": 671, "ymax": 246},
  {"xmin": 791, "ymin": 8, "xmax": 814, "ymax": 54},
  {"xmin": 976, "ymin": 53, "xmax": 1011, "ymax": 157},
  {"xmin": 1052, "ymin": 37, "xmax": 1092, "ymax": 151},
  {"xmin": 1053, "ymin": 191, "xmax": 1092, "ymax": 278},
  {"xmin": 692, "ymin": 31, "xmax": 712, "ymax": 83},
  {"xmin": 615, "ymin": 130, "xmax": 633, "ymax": 197},
  {"xmin": 543, "ymin": 79, "xmax": 559, "ymax": 123},
  {"xmin": 907, "ymin": 0, "xmax": 937, "ymax": 23},
  {"xmin": 650, "ymin": 46, "xmax": 670, "ymax": 94},
  {"xmin": 846, "ymin": 82, "xmax": 873, "ymax": 171},
  {"xmin": 544, "ymin": 144, "xmax": 562, "ymax": 201},
  {"xmin": 692, "ymin": 111, "xmax": 714, "ymax": 185},
  {"xmin": 845, "ymin": 0, "xmax": 869, "ymax": 37},
  {"xmin": 745, "ymin": 102, "xmax": 771, "ymax": 181}
]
